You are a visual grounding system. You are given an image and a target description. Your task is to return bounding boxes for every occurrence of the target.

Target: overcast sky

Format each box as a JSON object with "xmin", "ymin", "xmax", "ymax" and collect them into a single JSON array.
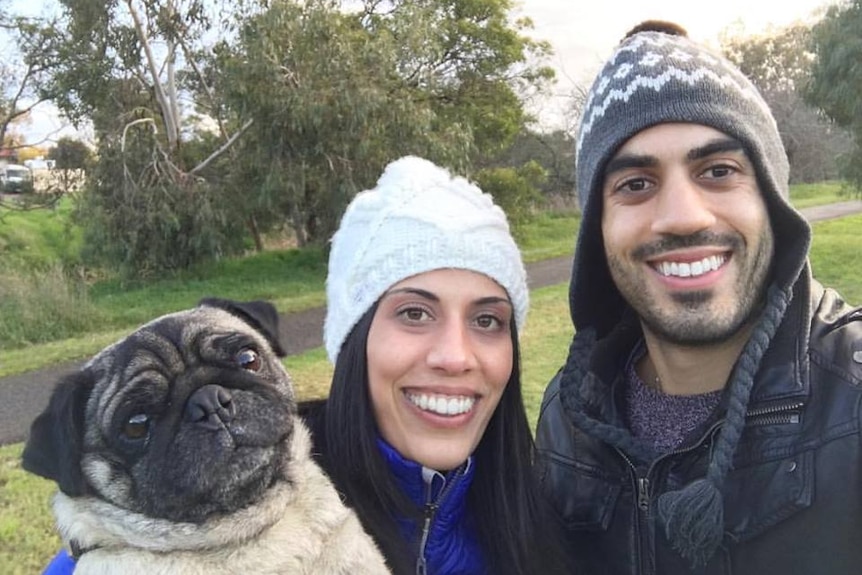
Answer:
[
  {"xmin": 14, "ymin": 0, "xmax": 840, "ymax": 143},
  {"xmin": 515, "ymin": 0, "xmax": 839, "ymax": 130}
]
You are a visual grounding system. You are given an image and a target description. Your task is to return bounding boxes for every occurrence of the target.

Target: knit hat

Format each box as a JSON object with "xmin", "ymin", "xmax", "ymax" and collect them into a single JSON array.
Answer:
[
  {"xmin": 571, "ymin": 21, "xmax": 810, "ymax": 336},
  {"xmin": 566, "ymin": 22, "xmax": 811, "ymax": 568},
  {"xmin": 324, "ymin": 156, "xmax": 529, "ymax": 364}
]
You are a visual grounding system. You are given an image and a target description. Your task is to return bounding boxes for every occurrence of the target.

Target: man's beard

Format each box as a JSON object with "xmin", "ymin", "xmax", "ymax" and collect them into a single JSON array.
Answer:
[{"xmin": 606, "ymin": 228, "xmax": 774, "ymax": 346}]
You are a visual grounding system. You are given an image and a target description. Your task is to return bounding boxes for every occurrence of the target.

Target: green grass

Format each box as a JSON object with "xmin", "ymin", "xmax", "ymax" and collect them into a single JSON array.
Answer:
[
  {"xmin": 0, "ymin": 196, "xmax": 83, "ymax": 270},
  {"xmin": 809, "ymin": 214, "xmax": 862, "ymax": 304},
  {"xmin": 788, "ymin": 180, "xmax": 852, "ymax": 209}
]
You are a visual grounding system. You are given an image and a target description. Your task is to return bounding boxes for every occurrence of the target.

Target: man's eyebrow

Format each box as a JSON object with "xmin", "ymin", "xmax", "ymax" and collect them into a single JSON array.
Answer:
[
  {"xmin": 604, "ymin": 154, "xmax": 658, "ymax": 177},
  {"xmin": 687, "ymin": 138, "xmax": 745, "ymax": 161},
  {"xmin": 604, "ymin": 137, "xmax": 746, "ymax": 178}
]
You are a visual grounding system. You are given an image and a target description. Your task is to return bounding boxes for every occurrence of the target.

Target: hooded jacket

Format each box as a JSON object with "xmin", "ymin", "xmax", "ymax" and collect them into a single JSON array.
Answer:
[{"xmin": 537, "ymin": 265, "xmax": 862, "ymax": 574}]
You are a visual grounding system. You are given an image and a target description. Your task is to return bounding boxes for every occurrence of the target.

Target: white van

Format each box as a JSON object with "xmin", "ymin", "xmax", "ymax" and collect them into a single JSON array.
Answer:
[{"xmin": 0, "ymin": 164, "xmax": 34, "ymax": 193}]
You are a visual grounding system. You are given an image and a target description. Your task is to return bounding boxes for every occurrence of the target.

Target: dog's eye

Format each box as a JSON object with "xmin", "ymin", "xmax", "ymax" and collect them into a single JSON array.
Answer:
[
  {"xmin": 236, "ymin": 348, "xmax": 261, "ymax": 372},
  {"xmin": 123, "ymin": 413, "xmax": 150, "ymax": 441}
]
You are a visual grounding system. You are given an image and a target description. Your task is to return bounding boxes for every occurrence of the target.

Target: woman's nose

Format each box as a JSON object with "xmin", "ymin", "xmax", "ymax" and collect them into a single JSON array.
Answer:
[{"xmin": 426, "ymin": 321, "xmax": 476, "ymax": 374}]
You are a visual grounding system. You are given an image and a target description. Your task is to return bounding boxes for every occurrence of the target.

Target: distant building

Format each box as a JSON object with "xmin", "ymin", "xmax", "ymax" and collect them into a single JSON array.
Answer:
[{"xmin": 0, "ymin": 148, "xmax": 19, "ymax": 167}]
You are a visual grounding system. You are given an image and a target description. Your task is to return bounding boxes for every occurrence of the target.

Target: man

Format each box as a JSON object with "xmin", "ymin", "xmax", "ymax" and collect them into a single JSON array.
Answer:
[{"xmin": 536, "ymin": 20, "xmax": 862, "ymax": 575}]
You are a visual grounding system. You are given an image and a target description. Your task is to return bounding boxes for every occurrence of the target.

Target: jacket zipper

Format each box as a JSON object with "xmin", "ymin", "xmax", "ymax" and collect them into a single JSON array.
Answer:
[
  {"xmin": 416, "ymin": 464, "xmax": 466, "ymax": 575},
  {"xmin": 745, "ymin": 400, "xmax": 804, "ymax": 426},
  {"xmin": 614, "ymin": 420, "xmax": 723, "ymax": 575}
]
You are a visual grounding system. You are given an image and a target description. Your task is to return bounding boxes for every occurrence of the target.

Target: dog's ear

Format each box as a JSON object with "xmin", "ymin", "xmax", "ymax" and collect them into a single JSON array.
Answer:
[
  {"xmin": 198, "ymin": 297, "xmax": 287, "ymax": 357},
  {"xmin": 22, "ymin": 369, "xmax": 96, "ymax": 496}
]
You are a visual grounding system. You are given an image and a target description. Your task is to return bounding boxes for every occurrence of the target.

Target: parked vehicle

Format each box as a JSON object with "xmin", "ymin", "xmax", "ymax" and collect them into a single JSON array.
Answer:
[{"xmin": 0, "ymin": 164, "xmax": 34, "ymax": 194}]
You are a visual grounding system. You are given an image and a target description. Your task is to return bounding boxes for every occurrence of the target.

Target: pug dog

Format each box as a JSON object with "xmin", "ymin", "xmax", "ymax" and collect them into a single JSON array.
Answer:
[{"xmin": 22, "ymin": 298, "xmax": 390, "ymax": 574}]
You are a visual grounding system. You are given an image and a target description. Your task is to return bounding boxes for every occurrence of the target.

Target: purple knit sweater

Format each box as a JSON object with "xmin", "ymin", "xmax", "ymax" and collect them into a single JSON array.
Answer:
[{"xmin": 624, "ymin": 343, "xmax": 722, "ymax": 454}]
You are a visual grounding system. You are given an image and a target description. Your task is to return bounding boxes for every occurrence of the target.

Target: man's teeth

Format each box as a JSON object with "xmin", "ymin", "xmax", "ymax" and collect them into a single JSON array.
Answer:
[
  {"xmin": 656, "ymin": 255, "xmax": 726, "ymax": 278},
  {"xmin": 406, "ymin": 392, "xmax": 475, "ymax": 416}
]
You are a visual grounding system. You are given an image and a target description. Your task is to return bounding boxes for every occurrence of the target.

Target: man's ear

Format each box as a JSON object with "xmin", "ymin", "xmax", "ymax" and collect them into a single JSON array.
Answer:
[
  {"xmin": 198, "ymin": 297, "xmax": 287, "ymax": 357},
  {"xmin": 21, "ymin": 370, "xmax": 96, "ymax": 496}
]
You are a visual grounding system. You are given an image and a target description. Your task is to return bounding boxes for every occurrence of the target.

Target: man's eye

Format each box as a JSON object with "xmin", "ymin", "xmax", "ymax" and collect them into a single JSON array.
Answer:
[
  {"xmin": 706, "ymin": 165, "xmax": 733, "ymax": 178},
  {"xmin": 615, "ymin": 177, "xmax": 651, "ymax": 194},
  {"xmin": 236, "ymin": 348, "xmax": 261, "ymax": 372}
]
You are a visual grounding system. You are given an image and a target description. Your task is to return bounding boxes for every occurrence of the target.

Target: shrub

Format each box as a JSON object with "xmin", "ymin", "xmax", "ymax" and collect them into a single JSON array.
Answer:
[{"xmin": 0, "ymin": 265, "xmax": 104, "ymax": 349}]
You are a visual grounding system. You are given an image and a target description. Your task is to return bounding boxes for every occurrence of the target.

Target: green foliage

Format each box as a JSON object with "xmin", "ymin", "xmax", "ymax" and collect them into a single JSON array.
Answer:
[
  {"xmin": 73, "ymin": 129, "xmax": 247, "ymax": 277},
  {"xmin": 47, "ymin": 137, "xmax": 91, "ymax": 170},
  {"xmin": 474, "ymin": 160, "xmax": 546, "ymax": 230},
  {"xmin": 808, "ymin": 0, "xmax": 862, "ymax": 195},
  {"xmin": 0, "ymin": 195, "xmax": 83, "ymax": 269},
  {"xmin": 0, "ymin": 264, "xmax": 104, "ymax": 348}
]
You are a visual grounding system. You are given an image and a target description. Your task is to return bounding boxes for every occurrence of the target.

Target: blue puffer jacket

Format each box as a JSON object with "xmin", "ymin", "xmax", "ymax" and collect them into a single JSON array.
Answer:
[
  {"xmin": 42, "ymin": 549, "xmax": 73, "ymax": 575},
  {"xmin": 376, "ymin": 438, "xmax": 484, "ymax": 575}
]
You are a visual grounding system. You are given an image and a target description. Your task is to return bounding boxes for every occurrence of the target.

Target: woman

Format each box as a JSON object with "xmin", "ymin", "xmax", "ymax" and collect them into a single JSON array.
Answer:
[{"xmin": 301, "ymin": 156, "xmax": 571, "ymax": 574}]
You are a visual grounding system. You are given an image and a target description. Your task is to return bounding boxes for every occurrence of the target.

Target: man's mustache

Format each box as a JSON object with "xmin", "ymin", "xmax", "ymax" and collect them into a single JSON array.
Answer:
[{"xmin": 632, "ymin": 231, "xmax": 743, "ymax": 261}]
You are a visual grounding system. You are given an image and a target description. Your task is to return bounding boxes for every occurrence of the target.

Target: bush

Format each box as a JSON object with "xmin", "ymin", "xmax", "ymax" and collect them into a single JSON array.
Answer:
[
  {"xmin": 474, "ymin": 161, "xmax": 547, "ymax": 232},
  {"xmin": 0, "ymin": 265, "xmax": 105, "ymax": 349}
]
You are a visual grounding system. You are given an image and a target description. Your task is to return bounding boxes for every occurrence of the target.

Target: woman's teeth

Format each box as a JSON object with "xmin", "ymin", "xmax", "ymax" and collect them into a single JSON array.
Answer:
[
  {"xmin": 406, "ymin": 392, "xmax": 475, "ymax": 416},
  {"xmin": 655, "ymin": 254, "xmax": 726, "ymax": 278}
]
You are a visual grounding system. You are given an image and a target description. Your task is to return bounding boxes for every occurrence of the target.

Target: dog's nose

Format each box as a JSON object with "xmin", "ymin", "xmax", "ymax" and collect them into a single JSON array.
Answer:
[{"xmin": 185, "ymin": 384, "xmax": 236, "ymax": 430}]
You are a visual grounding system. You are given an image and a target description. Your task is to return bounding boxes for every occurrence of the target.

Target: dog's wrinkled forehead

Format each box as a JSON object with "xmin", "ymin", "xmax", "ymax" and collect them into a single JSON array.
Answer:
[{"xmin": 87, "ymin": 307, "xmax": 275, "ymax": 383}]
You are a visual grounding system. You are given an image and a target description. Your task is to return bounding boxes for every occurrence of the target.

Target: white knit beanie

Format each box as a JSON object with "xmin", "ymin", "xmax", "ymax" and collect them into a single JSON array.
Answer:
[{"xmin": 324, "ymin": 156, "xmax": 529, "ymax": 364}]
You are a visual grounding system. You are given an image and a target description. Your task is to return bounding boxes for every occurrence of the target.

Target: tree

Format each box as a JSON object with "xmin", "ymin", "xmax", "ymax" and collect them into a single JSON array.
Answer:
[
  {"xmin": 46, "ymin": 137, "xmax": 91, "ymax": 195},
  {"xmin": 722, "ymin": 23, "xmax": 852, "ymax": 183},
  {"xmin": 807, "ymin": 0, "xmax": 862, "ymax": 195},
  {"xmin": 0, "ymin": 7, "xmax": 61, "ymax": 147},
  {"xmin": 218, "ymin": 0, "xmax": 554, "ymax": 246},
  {"xmin": 40, "ymin": 0, "xmax": 258, "ymax": 275}
]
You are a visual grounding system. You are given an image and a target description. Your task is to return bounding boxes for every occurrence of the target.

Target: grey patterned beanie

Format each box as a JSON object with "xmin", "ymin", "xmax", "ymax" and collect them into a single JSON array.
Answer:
[
  {"xmin": 567, "ymin": 22, "xmax": 811, "ymax": 568},
  {"xmin": 571, "ymin": 21, "xmax": 810, "ymax": 336}
]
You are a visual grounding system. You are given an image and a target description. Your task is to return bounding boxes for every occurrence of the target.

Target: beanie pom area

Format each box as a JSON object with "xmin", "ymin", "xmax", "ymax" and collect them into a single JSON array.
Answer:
[{"xmin": 657, "ymin": 478, "xmax": 724, "ymax": 568}]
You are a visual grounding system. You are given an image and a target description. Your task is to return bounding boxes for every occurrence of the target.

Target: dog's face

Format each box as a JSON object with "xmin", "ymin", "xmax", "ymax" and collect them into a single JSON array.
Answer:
[{"xmin": 23, "ymin": 298, "xmax": 296, "ymax": 524}]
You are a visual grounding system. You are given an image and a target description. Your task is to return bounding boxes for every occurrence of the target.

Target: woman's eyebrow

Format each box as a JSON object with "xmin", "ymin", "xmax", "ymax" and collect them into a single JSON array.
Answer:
[{"xmin": 382, "ymin": 287, "xmax": 439, "ymax": 302}]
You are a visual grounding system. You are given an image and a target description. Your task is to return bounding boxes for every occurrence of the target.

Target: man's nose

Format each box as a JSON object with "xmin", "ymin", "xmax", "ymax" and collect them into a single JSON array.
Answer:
[{"xmin": 650, "ymin": 173, "xmax": 717, "ymax": 236}]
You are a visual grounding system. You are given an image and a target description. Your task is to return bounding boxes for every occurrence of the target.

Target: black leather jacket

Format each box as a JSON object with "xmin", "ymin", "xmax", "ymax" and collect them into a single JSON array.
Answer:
[{"xmin": 536, "ymin": 274, "xmax": 862, "ymax": 575}]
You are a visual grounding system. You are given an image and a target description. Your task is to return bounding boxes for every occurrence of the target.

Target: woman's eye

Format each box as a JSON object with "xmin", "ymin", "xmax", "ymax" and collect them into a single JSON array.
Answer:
[
  {"xmin": 122, "ymin": 413, "xmax": 150, "ymax": 441},
  {"xmin": 474, "ymin": 314, "xmax": 504, "ymax": 330},
  {"xmin": 236, "ymin": 348, "xmax": 262, "ymax": 372},
  {"xmin": 398, "ymin": 307, "xmax": 431, "ymax": 322}
]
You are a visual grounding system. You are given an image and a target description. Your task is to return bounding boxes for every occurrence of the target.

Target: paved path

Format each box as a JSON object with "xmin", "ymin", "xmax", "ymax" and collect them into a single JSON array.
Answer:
[{"xmin": 2, "ymin": 200, "xmax": 861, "ymax": 446}]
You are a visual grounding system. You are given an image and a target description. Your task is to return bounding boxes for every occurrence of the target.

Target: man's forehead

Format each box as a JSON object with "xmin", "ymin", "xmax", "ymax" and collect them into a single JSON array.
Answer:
[{"xmin": 606, "ymin": 124, "xmax": 747, "ymax": 170}]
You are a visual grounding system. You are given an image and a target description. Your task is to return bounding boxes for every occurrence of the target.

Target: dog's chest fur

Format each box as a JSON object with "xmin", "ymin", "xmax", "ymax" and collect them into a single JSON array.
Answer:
[{"xmin": 58, "ymin": 423, "xmax": 390, "ymax": 574}]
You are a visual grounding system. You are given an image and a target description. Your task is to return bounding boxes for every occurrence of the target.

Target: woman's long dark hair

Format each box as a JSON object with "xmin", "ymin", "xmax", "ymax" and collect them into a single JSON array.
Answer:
[{"xmin": 315, "ymin": 304, "xmax": 573, "ymax": 575}]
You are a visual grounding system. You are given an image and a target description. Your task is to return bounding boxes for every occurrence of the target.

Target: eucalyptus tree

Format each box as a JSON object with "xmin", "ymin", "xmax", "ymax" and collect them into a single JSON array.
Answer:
[
  {"xmin": 41, "ymin": 0, "xmax": 260, "ymax": 275},
  {"xmin": 219, "ymin": 0, "xmax": 554, "ymax": 246},
  {"xmin": 722, "ymin": 23, "xmax": 852, "ymax": 183},
  {"xmin": 808, "ymin": 0, "xmax": 862, "ymax": 194}
]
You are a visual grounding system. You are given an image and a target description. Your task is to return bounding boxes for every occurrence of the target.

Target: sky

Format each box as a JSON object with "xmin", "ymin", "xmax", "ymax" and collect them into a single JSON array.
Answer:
[
  {"xmin": 514, "ymin": 0, "xmax": 839, "ymax": 131},
  {"xmin": 13, "ymin": 0, "xmax": 841, "ymax": 144}
]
